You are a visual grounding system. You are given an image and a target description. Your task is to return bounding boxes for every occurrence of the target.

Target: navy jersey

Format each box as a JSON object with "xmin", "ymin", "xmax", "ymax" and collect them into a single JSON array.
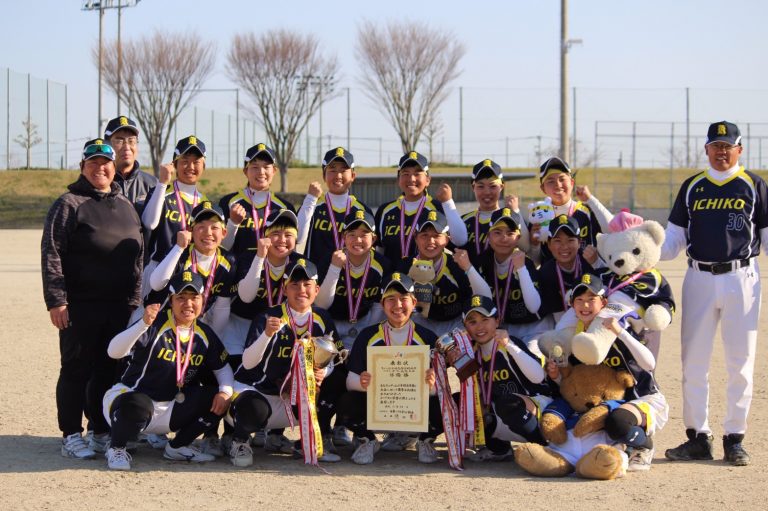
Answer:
[
  {"xmin": 119, "ymin": 310, "xmax": 228, "ymax": 402},
  {"xmin": 347, "ymin": 321, "xmax": 438, "ymax": 375},
  {"xmin": 374, "ymin": 194, "xmax": 445, "ymax": 262},
  {"xmin": 145, "ymin": 246, "xmax": 237, "ymax": 312},
  {"xmin": 460, "ymin": 209, "xmax": 494, "ymax": 268},
  {"xmin": 219, "ymin": 189, "xmax": 296, "ymax": 257},
  {"xmin": 538, "ymin": 253, "xmax": 595, "ymax": 317},
  {"xmin": 479, "ymin": 254, "xmax": 542, "ymax": 325},
  {"xmin": 147, "ymin": 185, "xmax": 208, "ymax": 263},
  {"xmin": 318, "ymin": 250, "xmax": 391, "ymax": 322},
  {"xmin": 535, "ymin": 202, "xmax": 601, "ymax": 264},
  {"xmin": 235, "ymin": 304, "xmax": 339, "ymax": 395},
  {"xmin": 598, "ymin": 268, "xmax": 676, "ymax": 315},
  {"xmin": 230, "ymin": 252, "xmax": 301, "ymax": 320},
  {"xmin": 396, "ymin": 253, "xmax": 473, "ymax": 322},
  {"xmin": 475, "ymin": 338, "xmax": 550, "ymax": 401},
  {"xmin": 668, "ymin": 168, "xmax": 768, "ymax": 262},
  {"xmin": 304, "ymin": 194, "xmax": 372, "ymax": 275}
]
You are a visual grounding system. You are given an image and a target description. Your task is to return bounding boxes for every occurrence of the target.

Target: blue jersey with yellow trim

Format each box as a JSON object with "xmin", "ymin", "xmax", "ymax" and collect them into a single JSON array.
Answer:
[
  {"xmin": 218, "ymin": 190, "xmax": 296, "ymax": 257},
  {"xmin": 346, "ymin": 321, "xmax": 438, "ymax": 374},
  {"xmin": 230, "ymin": 252, "xmax": 301, "ymax": 320},
  {"xmin": 534, "ymin": 202, "xmax": 601, "ymax": 264},
  {"xmin": 668, "ymin": 167, "xmax": 768, "ymax": 262},
  {"xmin": 396, "ymin": 253, "xmax": 473, "ymax": 322},
  {"xmin": 235, "ymin": 304, "xmax": 339, "ymax": 395},
  {"xmin": 304, "ymin": 194, "xmax": 371, "ymax": 276},
  {"xmin": 119, "ymin": 310, "xmax": 228, "ymax": 402},
  {"xmin": 374, "ymin": 194, "xmax": 445, "ymax": 262},
  {"xmin": 147, "ymin": 185, "xmax": 208, "ymax": 263},
  {"xmin": 479, "ymin": 254, "xmax": 542, "ymax": 325},
  {"xmin": 460, "ymin": 209, "xmax": 494, "ymax": 267},
  {"xmin": 597, "ymin": 268, "xmax": 675, "ymax": 315},
  {"xmin": 318, "ymin": 250, "xmax": 391, "ymax": 322},
  {"xmin": 475, "ymin": 337, "xmax": 551, "ymax": 400}
]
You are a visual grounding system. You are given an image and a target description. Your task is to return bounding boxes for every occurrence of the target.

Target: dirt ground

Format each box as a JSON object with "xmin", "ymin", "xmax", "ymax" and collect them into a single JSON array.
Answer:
[{"xmin": 1, "ymin": 229, "xmax": 766, "ymax": 511}]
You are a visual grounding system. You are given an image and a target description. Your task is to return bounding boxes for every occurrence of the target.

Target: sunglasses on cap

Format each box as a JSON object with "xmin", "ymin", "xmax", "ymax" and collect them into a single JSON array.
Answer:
[{"xmin": 84, "ymin": 144, "xmax": 115, "ymax": 156}]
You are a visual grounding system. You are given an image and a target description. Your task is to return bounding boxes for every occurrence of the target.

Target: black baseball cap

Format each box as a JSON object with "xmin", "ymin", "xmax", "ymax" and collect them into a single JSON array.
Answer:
[
  {"xmin": 245, "ymin": 143, "xmax": 277, "ymax": 164},
  {"xmin": 169, "ymin": 270, "xmax": 205, "ymax": 294},
  {"xmin": 706, "ymin": 121, "xmax": 742, "ymax": 146},
  {"xmin": 104, "ymin": 116, "xmax": 139, "ymax": 138},
  {"xmin": 398, "ymin": 151, "xmax": 429, "ymax": 172},
  {"xmin": 191, "ymin": 201, "xmax": 225, "ymax": 225},
  {"xmin": 462, "ymin": 294, "xmax": 498, "ymax": 320},
  {"xmin": 284, "ymin": 258, "xmax": 319, "ymax": 282},
  {"xmin": 381, "ymin": 272, "xmax": 415, "ymax": 296},
  {"xmin": 569, "ymin": 273, "xmax": 605, "ymax": 303},
  {"xmin": 489, "ymin": 207, "xmax": 519, "ymax": 231},
  {"xmin": 539, "ymin": 156, "xmax": 572, "ymax": 182},
  {"xmin": 472, "ymin": 159, "xmax": 503, "ymax": 181},
  {"xmin": 82, "ymin": 138, "xmax": 116, "ymax": 162},
  {"xmin": 548, "ymin": 214, "xmax": 580, "ymax": 238},
  {"xmin": 415, "ymin": 209, "xmax": 448, "ymax": 234},
  {"xmin": 174, "ymin": 135, "xmax": 206, "ymax": 159},
  {"xmin": 264, "ymin": 208, "xmax": 298, "ymax": 229},
  {"xmin": 342, "ymin": 209, "xmax": 375, "ymax": 232},
  {"xmin": 322, "ymin": 147, "xmax": 355, "ymax": 169}
]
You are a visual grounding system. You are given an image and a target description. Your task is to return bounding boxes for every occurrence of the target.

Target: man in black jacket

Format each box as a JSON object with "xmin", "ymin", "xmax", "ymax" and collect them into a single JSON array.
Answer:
[{"xmin": 104, "ymin": 116, "xmax": 157, "ymax": 210}]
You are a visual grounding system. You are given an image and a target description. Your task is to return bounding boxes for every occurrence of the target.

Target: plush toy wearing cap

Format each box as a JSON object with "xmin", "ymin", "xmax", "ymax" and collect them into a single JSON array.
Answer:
[
  {"xmin": 528, "ymin": 198, "xmax": 555, "ymax": 242},
  {"xmin": 408, "ymin": 259, "xmax": 436, "ymax": 318}
]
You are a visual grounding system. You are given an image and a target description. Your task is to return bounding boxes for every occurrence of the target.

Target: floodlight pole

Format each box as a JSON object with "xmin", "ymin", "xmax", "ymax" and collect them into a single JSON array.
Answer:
[
  {"xmin": 98, "ymin": 3, "xmax": 104, "ymax": 134},
  {"xmin": 117, "ymin": 0, "xmax": 123, "ymax": 113},
  {"xmin": 560, "ymin": 0, "xmax": 581, "ymax": 164}
]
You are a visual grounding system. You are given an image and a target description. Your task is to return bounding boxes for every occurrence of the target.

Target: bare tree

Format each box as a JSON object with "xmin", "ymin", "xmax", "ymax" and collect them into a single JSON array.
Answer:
[
  {"xmin": 96, "ymin": 31, "xmax": 216, "ymax": 175},
  {"xmin": 356, "ymin": 21, "xmax": 465, "ymax": 153},
  {"xmin": 227, "ymin": 30, "xmax": 339, "ymax": 192},
  {"xmin": 14, "ymin": 120, "xmax": 42, "ymax": 169},
  {"xmin": 423, "ymin": 114, "xmax": 443, "ymax": 163}
]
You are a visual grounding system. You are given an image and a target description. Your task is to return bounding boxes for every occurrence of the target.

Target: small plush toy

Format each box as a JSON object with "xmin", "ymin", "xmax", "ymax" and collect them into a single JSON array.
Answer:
[
  {"xmin": 408, "ymin": 259, "xmax": 436, "ymax": 318},
  {"xmin": 514, "ymin": 364, "xmax": 634, "ymax": 480},
  {"xmin": 528, "ymin": 197, "xmax": 556, "ymax": 242}
]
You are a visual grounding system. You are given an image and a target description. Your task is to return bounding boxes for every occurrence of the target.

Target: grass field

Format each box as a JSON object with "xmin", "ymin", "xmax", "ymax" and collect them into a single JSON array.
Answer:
[{"xmin": 3, "ymin": 165, "xmax": 766, "ymax": 228}]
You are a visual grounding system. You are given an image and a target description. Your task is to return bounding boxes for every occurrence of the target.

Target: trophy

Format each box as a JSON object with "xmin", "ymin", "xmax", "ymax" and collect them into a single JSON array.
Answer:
[
  {"xmin": 435, "ymin": 330, "xmax": 480, "ymax": 382},
  {"xmin": 550, "ymin": 343, "xmax": 568, "ymax": 367},
  {"xmin": 307, "ymin": 332, "xmax": 348, "ymax": 369}
]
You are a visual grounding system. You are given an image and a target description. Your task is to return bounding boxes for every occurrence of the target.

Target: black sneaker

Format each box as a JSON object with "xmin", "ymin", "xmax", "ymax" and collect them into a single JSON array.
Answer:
[
  {"xmin": 723, "ymin": 434, "xmax": 750, "ymax": 466},
  {"xmin": 665, "ymin": 429, "xmax": 714, "ymax": 461}
]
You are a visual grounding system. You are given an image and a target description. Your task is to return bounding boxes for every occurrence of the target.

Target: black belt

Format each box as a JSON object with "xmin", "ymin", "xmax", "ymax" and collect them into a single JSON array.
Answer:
[{"xmin": 688, "ymin": 258, "xmax": 750, "ymax": 275}]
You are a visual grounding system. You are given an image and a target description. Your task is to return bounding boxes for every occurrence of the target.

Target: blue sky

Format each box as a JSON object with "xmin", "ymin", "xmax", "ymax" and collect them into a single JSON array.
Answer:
[{"xmin": 2, "ymin": 0, "xmax": 767, "ymax": 169}]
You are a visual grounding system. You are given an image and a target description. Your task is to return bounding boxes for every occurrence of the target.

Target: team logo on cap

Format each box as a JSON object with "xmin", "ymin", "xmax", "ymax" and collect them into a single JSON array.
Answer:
[
  {"xmin": 119, "ymin": 117, "xmax": 128, "ymax": 126},
  {"xmin": 502, "ymin": 208, "xmax": 511, "ymax": 216},
  {"xmin": 202, "ymin": 201, "xmax": 212, "ymax": 210},
  {"xmin": 257, "ymin": 143, "xmax": 265, "ymax": 151},
  {"xmin": 392, "ymin": 273, "xmax": 401, "ymax": 281},
  {"xmin": 409, "ymin": 151, "xmax": 417, "ymax": 160},
  {"xmin": 336, "ymin": 147, "xmax": 345, "ymax": 157},
  {"xmin": 427, "ymin": 211, "xmax": 437, "ymax": 221},
  {"xmin": 718, "ymin": 124, "xmax": 727, "ymax": 135},
  {"xmin": 95, "ymin": 139, "xmax": 103, "ymax": 145},
  {"xmin": 483, "ymin": 159, "xmax": 492, "ymax": 167},
  {"xmin": 471, "ymin": 296, "xmax": 481, "ymax": 307},
  {"xmin": 355, "ymin": 210, "xmax": 365, "ymax": 220},
  {"xmin": 297, "ymin": 259, "xmax": 307, "ymax": 267},
  {"xmin": 581, "ymin": 274, "xmax": 591, "ymax": 284},
  {"xmin": 189, "ymin": 136, "xmax": 197, "ymax": 145},
  {"xmin": 558, "ymin": 215, "xmax": 568, "ymax": 225},
  {"xmin": 183, "ymin": 271, "xmax": 193, "ymax": 282}
]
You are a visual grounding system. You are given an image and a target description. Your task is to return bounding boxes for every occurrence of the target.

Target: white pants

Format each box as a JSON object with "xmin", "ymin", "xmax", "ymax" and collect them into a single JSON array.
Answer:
[
  {"xmin": 681, "ymin": 261, "xmax": 760, "ymax": 435},
  {"xmin": 103, "ymin": 384, "xmax": 175, "ymax": 435},
  {"xmin": 220, "ymin": 313, "xmax": 251, "ymax": 356},
  {"xmin": 226, "ymin": 382, "xmax": 295, "ymax": 430}
]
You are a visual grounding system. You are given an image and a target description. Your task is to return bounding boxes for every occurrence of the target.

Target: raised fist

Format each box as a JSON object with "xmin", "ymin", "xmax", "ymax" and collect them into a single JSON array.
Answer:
[
  {"xmin": 176, "ymin": 230, "xmax": 192, "ymax": 249},
  {"xmin": 160, "ymin": 163, "xmax": 175, "ymax": 185},
  {"xmin": 331, "ymin": 249, "xmax": 347, "ymax": 269},
  {"xmin": 435, "ymin": 183, "xmax": 452, "ymax": 203},
  {"xmin": 256, "ymin": 237, "xmax": 272, "ymax": 258},
  {"xmin": 308, "ymin": 181, "xmax": 323, "ymax": 198},
  {"xmin": 229, "ymin": 203, "xmax": 247, "ymax": 226}
]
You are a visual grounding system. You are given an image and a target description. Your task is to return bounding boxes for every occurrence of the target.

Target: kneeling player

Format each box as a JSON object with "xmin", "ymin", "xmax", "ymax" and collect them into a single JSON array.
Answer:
[{"xmin": 102, "ymin": 271, "xmax": 234, "ymax": 470}]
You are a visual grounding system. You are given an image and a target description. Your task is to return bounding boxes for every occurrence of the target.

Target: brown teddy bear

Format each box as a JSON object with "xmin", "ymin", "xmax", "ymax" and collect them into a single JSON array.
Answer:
[{"xmin": 514, "ymin": 364, "xmax": 634, "ymax": 480}]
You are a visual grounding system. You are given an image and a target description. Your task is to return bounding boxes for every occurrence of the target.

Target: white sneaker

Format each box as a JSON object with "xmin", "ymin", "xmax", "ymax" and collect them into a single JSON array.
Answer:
[
  {"xmin": 163, "ymin": 443, "xmax": 215, "ymax": 462},
  {"xmin": 229, "ymin": 440, "xmax": 254, "ymax": 468},
  {"xmin": 351, "ymin": 437, "xmax": 380, "ymax": 465},
  {"xmin": 61, "ymin": 433, "xmax": 96, "ymax": 460},
  {"xmin": 88, "ymin": 432, "xmax": 110, "ymax": 454},
  {"xmin": 264, "ymin": 433, "xmax": 295, "ymax": 454},
  {"xmin": 251, "ymin": 429, "xmax": 266, "ymax": 448},
  {"xmin": 145, "ymin": 433, "xmax": 169, "ymax": 449},
  {"xmin": 332, "ymin": 425, "xmax": 353, "ymax": 447},
  {"xmin": 318, "ymin": 435, "xmax": 341, "ymax": 462},
  {"xmin": 627, "ymin": 446, "xmax": 654, "ymax": 472},
  {"xmin": 199, "ymin": 437, "xmax": 224, "ymax": 457},
  {"xmin": 417, "ymin": 438, "xmax": 439, "ymax": 464},
  {"xmin": 106, "ymin": 447, "xmax": 132, "ymax": 471},
  {"xmin": 381, "ymin": 432, "xmax": 418, "ymax": 452}
]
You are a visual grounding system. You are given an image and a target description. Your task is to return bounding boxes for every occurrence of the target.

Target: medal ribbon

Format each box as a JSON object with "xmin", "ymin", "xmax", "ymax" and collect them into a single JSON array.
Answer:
[
  {"xmin": 555, "ymin": 257, "xmax": 582, "ymax": 311},
  {"xmin": 190, "ymin": 248, "xmax": 220, "ymax": 311},
  {"xmin": 245, "ymin": 187, "xmax": 271, "ymax": 241},
  {"xmin": 345, "ymin": 253, "xmax": 371, "ymax": 323},
  {"xmin": 286, "ymin": 306, "xmax": 312, "ymax": 340},
  {"xmin": 173, "ymin": 322, "xmax": 195, "ymax": 389},
  {"xmin": 493, "ymin": 259, "xmax": 515, "ymax": 321},
  {"xmin": 325, "ymin": 193, "xmax": 351, "ymax": 251},
  {"xmin": 607, "ymin": 270, "xmax": 647, "ymax": 297},
  {"xmin": 474, "ymin": 211, "xmax": 492, "ymax": 257},
  {"xmin": 383, "ymin": 322, "xmax": 414, "ymax": 346},
  {"xmin": 476, "ymin": 340, "xmax": 498, "ymax": 409},
  {"xmin": 433, "ymin": 350, "xmax": 464, "ymax": 470},
  {"xmin": 399, "ymin": 196, "xmax": 426, "ymax": 258},
  {"xmin": 174, "ymin": 181, "xmax": 199, "ymax": 231},
  {"xmin": 453, "ymin": 329, "xmax": 480, "ymax": 448},
  {"xmin": 263, "ymin": 261, "xmax": 286, "ymax": 307}
]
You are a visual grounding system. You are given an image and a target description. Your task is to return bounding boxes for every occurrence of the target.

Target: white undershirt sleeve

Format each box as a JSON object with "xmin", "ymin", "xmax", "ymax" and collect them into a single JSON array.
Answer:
[
  {"xmin": 761, "ymin": 226, "xmax": 768, "ymax": 249},
  {"xmin": 221, "ymin": 219, "xmax": 239, "ymax": 252},
  {"xmin": 585, "ymin": 196, "xmax": 614, "ymax": 232},
  {"xmin": 346, "ymin": 371, "xmax": 365, "ymax": 392},
  {"xmin": 209, "ymin": 296, "xmax": 231, "ymax": 338},
  {"xmin": 150, "ymin": 245, "xmax": 183, "ymax": 291},
  {"xmin": 660, "ymin": 221, "xmax": 687, "ymax": 261},
  {"xmin": 616, "ymin": 330, "xmax": 656, "ymax": 371},
  {"xmin": 513, "ymin": 209, "xmax": 531, "ymax": 254},
  {"xmin": 466, "ymin": 266, "xmax": 492, "ymax": 297},
  {"xmin": 443, "ymin": 199, "xmax": 468, "ymax": 246},
  {"xmin": 316, "ymin": 265, "xmax": 341, "ymax": 309},
  {"xmin": 238, "ymin": 255, "xmax": 265, "ymax": 303},
  {"xmin": 242, "ymin": 332, "xmax": 272, "ymax": 369},
  {"xmin": 296, "ymin": 194, "xmax": 318, "ymax": 250},
  {"xmin": 516, "ymin": 266, "xmax": 541, "ymax": 313},
  {"xmin": 141, "ymin": 183, "xmax": 167, "ymax": 230},
  {"xmin": 107, "ymin": 319, "xmax": 150, "ymax": 359},
  {"xmin": 212, "ymin": 364, "xmax": 234, "ymax": 397},
  {"xmin": 506, "ymin": 343, "xmax": 546, "ymax": 383}
]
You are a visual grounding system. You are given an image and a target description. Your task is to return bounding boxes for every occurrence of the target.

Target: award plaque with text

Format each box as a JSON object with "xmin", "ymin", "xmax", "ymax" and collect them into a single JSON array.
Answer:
[{"xmin": 366, "ymin": 345, "xmax": 429, "ymax": 432}]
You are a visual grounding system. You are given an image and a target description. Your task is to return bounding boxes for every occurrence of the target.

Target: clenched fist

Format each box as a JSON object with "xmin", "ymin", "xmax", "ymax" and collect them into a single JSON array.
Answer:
[
  {"xmin": 435, "ymin": 183, "xmax": 452, "ymax": 203},
  {"xmin": 160, "ymin": 163, "xmax": 175, "ymax": 185},
  {"xmin": 229, "ymin": 203, "xmax": 247, "ymax": 226}
]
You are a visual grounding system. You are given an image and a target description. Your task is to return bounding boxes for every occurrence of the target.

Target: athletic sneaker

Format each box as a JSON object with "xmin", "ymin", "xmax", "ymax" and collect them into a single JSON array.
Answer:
[
  {"xmin": 143, "ymin": 433, "xmax": 169, "ymax": 449},
  {"xmin": 465, "ymin": 446, "xmax": 513, "ymax": 462},
  {"xmin": 417, "ymin": 438, "xmax": 439, "ymax": 464},
  {"xmin": 251, "ymin": 429, "xmax": 266, "ymax": 448},
  {"xmin": 332, "ymin": 425, "xmax": 353, "ymax": 447},
  {"xmin": 665, "ymin": 429, "xmax": 714, "ymax": 461},
  {"xmin": 163, "ymin": 443, "xmax": 215, "ymax": 462},
  {"xmin": 87, "ymin": 432, "xmax": 110, "ymax": 454},
  {"xmin": 381, "ymin": 432, "xmax": 418, "ymax": 452},
  {"xmin": 106, "ymin": 447, "xmax": 132, "ymax": 471},
  {"xmin": 199, "ymin": 436, "xmax": 224, "ymax": 457},
  {"xmin": 723, "ymin": 434, "xmax": 750, "ymax": 466},
  {"xmin": 351, "ymin": 437, "xmax": 380, "ymax": 465},
  {"xmin": 61, "ymin": 433, "xmax": 96, "ymax": 460},
  {"xmin": 220, "ymin": 434, "xmax": 233, "ymax": 454},
  {"xmin": 229, "ymin": 440, "xmax": 254, "ymax": 468},
  {"xmin": 264, "ymin": 433, "xmax": 295, "ymax": 454},
  {"xmin": 318, "ymin": 435, "xmax": 341, "ymax": 462},
  {"xmin": 627, "ymin": 446, "xmax": 654, "ymax": 471}
]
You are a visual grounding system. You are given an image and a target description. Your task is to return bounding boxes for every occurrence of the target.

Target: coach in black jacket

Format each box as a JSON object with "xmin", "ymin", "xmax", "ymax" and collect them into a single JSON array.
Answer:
[
  {"xmin": 103, "ymin": 116, "xmax": 157, "ymax": 209},
  {"xmin": 41, "ymin": 138, "xmax": 144, "ymax": 460}
]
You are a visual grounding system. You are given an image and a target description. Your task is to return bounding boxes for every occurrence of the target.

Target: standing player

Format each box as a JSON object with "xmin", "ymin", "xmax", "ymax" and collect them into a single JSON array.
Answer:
[
  {"xmin": 662, "ymin": 121, "xmax": 768, "ymax": 466},
  {"xmin": 297, "ymin": 147, "xmax": 371, "ymax": 276},
  {"xmin": 103, "ymin": 115, "xmax": 157, "ymax": 209},
  {"xmin": 374, "ymin": 151, "xmax": 467, "ymax": 263}
]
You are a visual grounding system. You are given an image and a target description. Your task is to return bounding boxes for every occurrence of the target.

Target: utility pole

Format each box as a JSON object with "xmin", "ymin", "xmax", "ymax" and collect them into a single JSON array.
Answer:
[
  {"xmin": 560, "ymin": 0, "xmax": 581, "ymax": 162},
  {"xmin": 117, "ymin": 0, "xmax": 122, "ymax": 113},
  {"xmin": 98, "ymin": 3, "xmax": 104, "ymax": 133}
]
